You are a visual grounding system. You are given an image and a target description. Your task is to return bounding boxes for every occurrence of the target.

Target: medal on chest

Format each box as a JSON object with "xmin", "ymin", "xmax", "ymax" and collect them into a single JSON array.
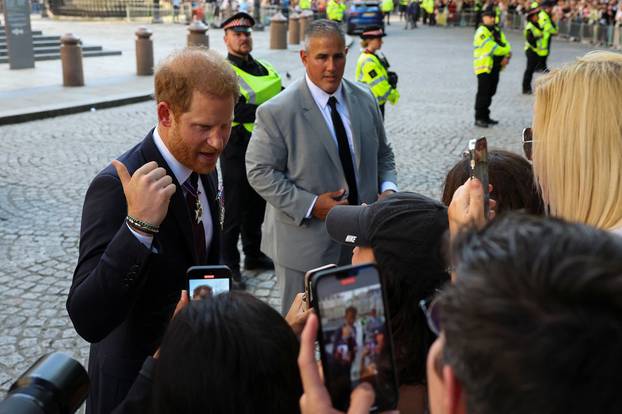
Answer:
[{"xmin": 195, "ymin": 192, "xmax": 203, "ymax": 224}]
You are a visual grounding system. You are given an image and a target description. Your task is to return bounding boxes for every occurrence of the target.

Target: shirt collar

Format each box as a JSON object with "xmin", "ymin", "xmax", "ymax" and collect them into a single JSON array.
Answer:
[
  {"xmin": 152, "ymin": 126, "xmax": 193, "ymax": 186},
  {"xmin": 305, "ymin": 73, "xmax": 345, "ymax": 111},
  {"xmin": 227, "ymin": 52, "xmax": 254, "ymax": 68}
]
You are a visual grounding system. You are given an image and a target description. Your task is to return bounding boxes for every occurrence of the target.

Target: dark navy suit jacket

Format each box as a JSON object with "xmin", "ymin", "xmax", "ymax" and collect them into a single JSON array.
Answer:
[{"xmin": 67, "ymin": 130, "xmax": 221, "ymax": 414}]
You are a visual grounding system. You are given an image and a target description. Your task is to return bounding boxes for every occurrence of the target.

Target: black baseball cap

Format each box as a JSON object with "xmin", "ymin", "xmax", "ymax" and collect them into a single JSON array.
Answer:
[
  {"xmin": 326, "ymin": 192, "xmax": 450, "ymax": 286},
  {"xmin": 326, "ymin": 192, "xmax": 448, "ymax": 248}
]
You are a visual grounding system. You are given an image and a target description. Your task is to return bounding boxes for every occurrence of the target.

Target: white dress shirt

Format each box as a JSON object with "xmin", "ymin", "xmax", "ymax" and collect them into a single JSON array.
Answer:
[
  {"xmin": 304, "ymin": 75, "xmax": 398, "ymax": 217},
  {"xmin": 128, "ymin": 127, "xmax": 213, "ymax": 253}
]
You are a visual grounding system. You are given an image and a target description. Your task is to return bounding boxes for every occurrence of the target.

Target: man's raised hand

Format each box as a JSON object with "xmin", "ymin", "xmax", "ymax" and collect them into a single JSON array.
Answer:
[{"xmin": 112, "ymin": 160, "xmax": 176, "ymax": 228}]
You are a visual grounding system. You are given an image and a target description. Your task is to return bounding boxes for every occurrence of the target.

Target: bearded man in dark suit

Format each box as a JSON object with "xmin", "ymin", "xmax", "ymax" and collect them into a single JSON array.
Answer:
[{"xmin": 66, "ymin": 48, "xmax": 239, "ymax": 414}]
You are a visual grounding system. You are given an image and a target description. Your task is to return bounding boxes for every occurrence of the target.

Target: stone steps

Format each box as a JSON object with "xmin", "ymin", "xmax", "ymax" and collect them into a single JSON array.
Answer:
[{"xmin": 0, "ymin": 25, "xmax": 122, "ymax": 64}]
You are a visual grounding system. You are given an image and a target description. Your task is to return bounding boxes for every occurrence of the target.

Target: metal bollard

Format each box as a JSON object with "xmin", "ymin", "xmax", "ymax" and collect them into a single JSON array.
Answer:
[
  {"xmin": 270, "ymin": 12, "xmax": 288, "ymax": 49},
  {"xmin": 299, "ymin": 10, "xmax": 313, "ymax": 42},
  {"xmin": 60, "ymin": 33, "xmax": 84, "ymax": 87},
  {"xmin": 288, "ymin": 12, "xmax": 301, "ymax": 45},
  {"xmin": 187, "ymin": 20, "xmax": 209, "ymax": 48},
  {"xmin": 135, "ymin": 27, "xmax": 154, "ymax": 76}
]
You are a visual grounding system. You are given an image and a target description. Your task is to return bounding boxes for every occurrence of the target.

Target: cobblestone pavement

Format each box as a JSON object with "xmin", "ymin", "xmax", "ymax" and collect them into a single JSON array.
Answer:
[{"xmin": 0, "ymin": 20, "xmax": 601, "ymax": 395}]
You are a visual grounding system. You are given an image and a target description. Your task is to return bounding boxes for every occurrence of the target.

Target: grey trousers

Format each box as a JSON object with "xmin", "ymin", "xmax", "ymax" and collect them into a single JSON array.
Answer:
[
  {"xmin": 276, "ymin": 264, "xmax": 306, "ymax": 315},
  {"xmin": 276, "ymin": 246, "xmax": 353, "ymax": 315}
]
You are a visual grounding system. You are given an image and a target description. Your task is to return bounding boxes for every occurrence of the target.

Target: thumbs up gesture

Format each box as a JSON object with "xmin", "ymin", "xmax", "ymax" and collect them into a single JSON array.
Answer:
[{"xmin": 112, "ymin": 160, "xmax": 177, "ymax": 228}]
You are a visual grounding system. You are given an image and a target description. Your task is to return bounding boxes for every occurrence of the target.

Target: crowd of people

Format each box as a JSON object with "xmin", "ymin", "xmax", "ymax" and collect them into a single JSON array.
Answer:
[{"xmin": 61, "ymin": 4, "xmax": 622, "ymax": 412}]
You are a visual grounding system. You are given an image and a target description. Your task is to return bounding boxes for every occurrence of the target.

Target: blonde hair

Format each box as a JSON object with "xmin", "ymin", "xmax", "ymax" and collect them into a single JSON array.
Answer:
[
  {"xmin": 532, "ymin": 51, "xmax": 622, "ymax": 230},
  {"xmin": 155, "ymin": 48, "xmax": 239, "ymax": 116},
  {"xmin": 360, "ymin": 38, "xmax": 369, "ymax": 48}
]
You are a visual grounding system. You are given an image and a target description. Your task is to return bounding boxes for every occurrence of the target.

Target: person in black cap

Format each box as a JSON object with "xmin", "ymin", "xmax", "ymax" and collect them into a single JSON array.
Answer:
[
  {"xmin": 522, "ymin": 6, "xmax": 546, "ymax": 94},
  {"xmin": 472, "ymin": 5, "xmax": 511, "ymax": 128},
  {"xmin": 325, "ymin": 192, "xmax": 450, "ymax": 414},
  {"xmin": 220, "ymin": 12, "xmax": 282, "ymax": 288}
]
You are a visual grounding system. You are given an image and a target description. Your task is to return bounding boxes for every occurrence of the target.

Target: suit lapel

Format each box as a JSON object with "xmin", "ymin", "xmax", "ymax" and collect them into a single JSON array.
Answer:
[
  {"xmin": 140, "ymin": 130, "xmax": 197, "ymax": 263},
  {"xmin": 299, "ymin": 79, "xmax": 343, "ymax": 171},
  {"xmin": 341, "ymin": 80, "xmax": 363, "ymax": 172}
]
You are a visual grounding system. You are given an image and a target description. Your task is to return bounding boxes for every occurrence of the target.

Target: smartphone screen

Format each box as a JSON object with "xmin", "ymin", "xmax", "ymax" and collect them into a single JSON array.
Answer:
[
  {"xmin": 187, "ymin": 265, "xmax": 232, "ymax": 300},
  {"xmin": 469, "ymin": 137, "xmax": 490, "ymax": 220},
  {"xmin": 312, "ymin": 264, "xmax": 398, "ymax": 412},
  {"xmin": 304, "ymin": 264, "xmax": 337, "ymax": 309}
]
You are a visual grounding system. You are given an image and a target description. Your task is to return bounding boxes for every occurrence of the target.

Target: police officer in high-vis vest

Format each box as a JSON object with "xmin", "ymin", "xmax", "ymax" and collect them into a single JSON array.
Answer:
[
  {"xmin": 355, "ymin": 27, "xmax": 400, "ymax": 119},
  {"xmin": 473, "ymin": 6, "xmax": 511, "ymax": 128},
  {"xmin": 399, "ymin": 0, "xmax": 408, "ymax": 20},
  {"xmin": 522, "ymin": 6, "xmax": 546, "ymax": 94},
  {"xmin": 220, "ymin": 12, "xmax": 281, "ymax": 287},
  {"xmin": 538, "ymin": 0, "xmax": 557, "ymax": 70},
  {"xmin": 381, "ymin": 0, "xmax": 394, "ymax": 25},
  {"xmin": 327, "ymin": 0, "xmax": 347, "ymax": 22}
]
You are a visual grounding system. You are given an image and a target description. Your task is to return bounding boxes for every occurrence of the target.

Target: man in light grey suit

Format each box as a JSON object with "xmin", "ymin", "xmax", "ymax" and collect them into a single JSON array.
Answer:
[{"xmin": 246, "ymin": 20, "xmax": 397, "ymax": 312}]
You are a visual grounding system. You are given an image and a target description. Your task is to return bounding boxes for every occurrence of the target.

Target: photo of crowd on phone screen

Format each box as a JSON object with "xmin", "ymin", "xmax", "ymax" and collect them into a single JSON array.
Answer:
[{"xmin": 319, "ymin": 283, "xmax": 387, "ymax": 404}]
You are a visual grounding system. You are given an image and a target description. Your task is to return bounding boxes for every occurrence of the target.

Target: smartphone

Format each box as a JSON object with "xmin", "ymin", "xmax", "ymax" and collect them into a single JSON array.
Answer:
[
  {"xmin": 304, "ymin": 264, "xmax": 337, "ymax": 309},
  {"xmin": 187, "ymin": 265, "xmax": 232, "ymax": 300},
  {"xmin": 312, "ymin": 263, "xmax": 399, "ymax": 412},
  {"xmin": 468, "ymin": 136, "xmax": 490, "ymax": 221}
]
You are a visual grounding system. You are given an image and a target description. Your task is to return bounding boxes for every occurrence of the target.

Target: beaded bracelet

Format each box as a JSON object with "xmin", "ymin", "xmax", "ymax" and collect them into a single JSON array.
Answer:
[{"xmin": 126, "ymin": 215, "xmax": 160, "ymax": 235}]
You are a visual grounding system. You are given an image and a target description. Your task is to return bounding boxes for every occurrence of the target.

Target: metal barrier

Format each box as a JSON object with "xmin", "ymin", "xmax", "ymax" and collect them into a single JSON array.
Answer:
[
  {"xmin": 558, "ymin": 19, "xmax": 570, "ymax": 38},
  {"xmin": 458, "ymin": 11, "xmax": 477, "ymax": 27}
]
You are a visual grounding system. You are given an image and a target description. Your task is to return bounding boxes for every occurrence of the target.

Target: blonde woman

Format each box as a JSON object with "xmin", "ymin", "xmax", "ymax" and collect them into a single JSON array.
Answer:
[{"xmin": 531, "ymin": 51, "xmax": 622, "ymax": 234}]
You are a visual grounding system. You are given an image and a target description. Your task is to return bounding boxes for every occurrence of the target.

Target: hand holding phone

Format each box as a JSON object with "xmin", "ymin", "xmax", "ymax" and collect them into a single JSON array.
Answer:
[
  {"xmin": 312, "ymin": 264, "xmax": 399, "ymax": 412},
  {"xmin": 312, "ymin": 190, "xmax": 348, "ymax": 220},
  {"xmin": 298, "ymin": 313, "xmax": 378, "ymax": 414},
  {"xmin": 304, "ymin": 264, "xmax": 337, "ymax": 309},
  {"xmin": 187, "ymin": 265, "xmax": 232, "ymax": 300},
  {"xmin": 468, "ymin": 137, "xmax": 490, "ymax": 221}
]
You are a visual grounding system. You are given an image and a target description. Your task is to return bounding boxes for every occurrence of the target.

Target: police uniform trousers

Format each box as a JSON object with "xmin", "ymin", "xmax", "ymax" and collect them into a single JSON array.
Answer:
[
  {"xmin": 474, "ymin": 63, "xmax": 501, "ymax": 121},
  {"xmin": 220, "ymin": 125, "xmax": 266, "ymax": 271},
  {"xmin": 522, "ymin": 49, "xmax": 540, "ymax": 92}
]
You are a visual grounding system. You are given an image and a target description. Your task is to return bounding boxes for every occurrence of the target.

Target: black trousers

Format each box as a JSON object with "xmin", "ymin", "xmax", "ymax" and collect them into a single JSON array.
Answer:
[
  {"xmin": 522, "ymin": 49, "xmax": 540, "ymax": 92},
  {"xmin": 379, "ymin": 103, "xmax": 385, "ymax": 119},
  {"xmin": 538, "ymin": 55, "xmax": 549, "ymax": 73},
  {"xmin": 220, "ymin": 126, "xmax": 266, "ymax": 270},
  {"xmin": 474, "ymin": 66, "xmax": 500, "ymax": 121}
]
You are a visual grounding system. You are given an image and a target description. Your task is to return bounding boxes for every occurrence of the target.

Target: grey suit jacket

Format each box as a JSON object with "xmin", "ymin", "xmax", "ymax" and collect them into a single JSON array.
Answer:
[{"xmin": 246, "ymin": 77, "xmax": 397, "ymax": 272}]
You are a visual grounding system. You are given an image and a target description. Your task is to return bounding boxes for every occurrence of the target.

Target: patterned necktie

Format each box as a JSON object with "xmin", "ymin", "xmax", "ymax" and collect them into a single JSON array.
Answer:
[
  {"xmin": 328, "ymin": 96, "xmax": 358, "ymax": 205},
  {"xmin": 183, "ymin": 173, "xmax": 207, "ymax": 264}
]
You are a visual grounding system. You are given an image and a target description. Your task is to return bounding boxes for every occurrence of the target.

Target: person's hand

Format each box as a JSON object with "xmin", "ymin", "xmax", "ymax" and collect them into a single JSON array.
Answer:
[
  {"xmin": 299, "ymin": 314, "xmax": 384, "ymax": 414},
  {"xmin": 154, "ymin": 290, "xmax": 189, "ymax": 359},
  {"xmin": 448, "ymin": 178, "xmax": 496, "ymax": 242},
  {"xmin": 312, "ymin": 189, "xmax": 348, "ymax": 221},
  {"xmin": 285, "ymin": 293, "xmax": 313, "ymax": 337},
  {"xmin": 112, "ymin": 160, "xmax": 176, "ymax": 230},
  {"xmin": 378, "ymin": 189, "xmax": 396, "ymax": 201}
]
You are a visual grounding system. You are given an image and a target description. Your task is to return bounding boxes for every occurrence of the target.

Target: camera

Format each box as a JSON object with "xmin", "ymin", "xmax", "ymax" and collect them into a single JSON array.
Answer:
[{"xmin": 0, "ymin": 352, "xmax": 89, "ymax": 414}]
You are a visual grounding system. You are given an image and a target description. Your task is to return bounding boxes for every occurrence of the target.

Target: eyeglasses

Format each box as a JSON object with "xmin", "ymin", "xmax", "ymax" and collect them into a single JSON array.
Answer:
[
  {"xmin": 419, "ymin": 295, "xmax": 442, "ymax": 337},
  {"xmin": 522, "ymin": 127, "xmax": 533, "ymax": 161}
]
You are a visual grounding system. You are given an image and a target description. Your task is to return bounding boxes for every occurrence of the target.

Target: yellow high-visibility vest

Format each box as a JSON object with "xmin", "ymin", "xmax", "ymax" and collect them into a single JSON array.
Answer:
[
  {"xmin": 524, "ymin": 21, "xmax": 548, "ymax": 56},
  {"xmin": 327, "ymin": 0, "xmax": 347, "ymax": 21},
  {"xmin": 231, "ymin": 60, "xmax": 282, "ymax": 133},
  {"xmin": 473, "ymin": 25, "xmax": 511, "ymax": 75},
  {"xmin": 355, "ymin": 51, "xmax": 399, "ymax": 105}
]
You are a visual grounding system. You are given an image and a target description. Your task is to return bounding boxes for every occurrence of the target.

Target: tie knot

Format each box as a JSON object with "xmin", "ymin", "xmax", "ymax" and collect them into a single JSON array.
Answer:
[
  {"xmin": 185, "ymin": 172, "xmax": 199, "ymax": 192},
  {"xmin": 328, "ymin": 96, "xmax": 338, "ymax": 110}
]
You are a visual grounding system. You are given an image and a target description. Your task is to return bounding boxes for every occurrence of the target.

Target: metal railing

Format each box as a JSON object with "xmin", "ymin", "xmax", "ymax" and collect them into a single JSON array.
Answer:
[{"xmin": 449, "ymin": 10, "xmax": 622, "ymax": 50}]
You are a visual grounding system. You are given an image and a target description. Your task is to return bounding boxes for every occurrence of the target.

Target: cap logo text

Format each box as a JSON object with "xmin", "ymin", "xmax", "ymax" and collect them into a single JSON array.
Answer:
[{"xmin": 345, "ymin": 235, "xmax": 357, "ymax": 243}]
